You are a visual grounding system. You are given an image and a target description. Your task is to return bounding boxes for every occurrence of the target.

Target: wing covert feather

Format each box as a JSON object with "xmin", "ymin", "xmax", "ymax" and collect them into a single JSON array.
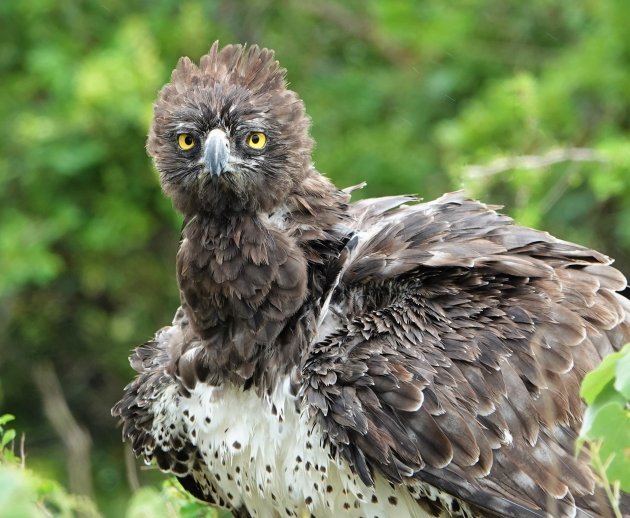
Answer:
[{"xmin": 303, "ymin": 193, "xmax": 630, "ymax": 518}]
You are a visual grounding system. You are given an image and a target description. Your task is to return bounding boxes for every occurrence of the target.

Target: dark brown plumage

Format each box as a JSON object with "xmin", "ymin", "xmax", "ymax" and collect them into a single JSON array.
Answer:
[{"xmin": 113, "ymin": 43, "xmax": 630, "ymax": 518}]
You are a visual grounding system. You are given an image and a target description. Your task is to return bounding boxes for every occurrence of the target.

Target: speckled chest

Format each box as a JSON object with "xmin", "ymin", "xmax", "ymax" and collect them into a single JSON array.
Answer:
[{"xmin": 150, "ymin": 377, "xmax": 437, "ymax": 518}]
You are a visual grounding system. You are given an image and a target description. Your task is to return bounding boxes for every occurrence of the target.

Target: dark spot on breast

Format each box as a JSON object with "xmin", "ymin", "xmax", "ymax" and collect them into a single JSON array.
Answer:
[
  {"xmin": 296, "ymin": 455, "xmax": 302, "ymax": 463},
  {"xmin": 343, "ymin": 503, "xmax": 350, "ymax": 510},
  {"xmin": 235, "ymin": 466, "xmax": 241, "ymax": 473},
  {"xmin": 305, "ymin": 496, "xmax": 312, "ymax": 505},
  {"xmin": 266, "ymin": 464, "xmax": 272, "ymax": 472},
  {"xmin": 388, "ymin": 496, "xmax": 398, "ymax": 505},
  {"xmin": 232, "ymin": 441, "xmax": 241, "ymax": 449},
  {"xmin": 371, "ymin": 495, "xmax": 378, "ymax": 503},
  {"xmin": 205, "ymin": 417, "xmax": 211, "ymax": 424},
  {"xmin": 326, "ymin": 485, "xmax": 333, "ymax": 493}
]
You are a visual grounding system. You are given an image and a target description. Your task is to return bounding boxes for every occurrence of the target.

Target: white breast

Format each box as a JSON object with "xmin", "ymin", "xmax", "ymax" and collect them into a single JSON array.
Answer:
[{"xmin": 150, "ymin": 376, "xmax": 450, "ymax": 518}]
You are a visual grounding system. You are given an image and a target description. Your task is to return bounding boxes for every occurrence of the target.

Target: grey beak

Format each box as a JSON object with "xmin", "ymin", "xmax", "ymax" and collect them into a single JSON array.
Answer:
[{"xmin": 203, "ymin": 129, "xmax": 230, "ymax": 177}]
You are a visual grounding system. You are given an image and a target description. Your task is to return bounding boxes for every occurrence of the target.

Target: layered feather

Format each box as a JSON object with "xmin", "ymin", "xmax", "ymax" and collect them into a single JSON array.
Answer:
[{"xmin": 113, "ymin": 42, "xmax": 630, "ymax": 518}]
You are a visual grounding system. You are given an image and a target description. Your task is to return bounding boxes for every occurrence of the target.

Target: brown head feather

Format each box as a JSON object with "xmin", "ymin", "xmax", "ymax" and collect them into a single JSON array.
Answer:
[{"xmin": 147, "ymin": 42, "xmax": 313, "ymax": 216}]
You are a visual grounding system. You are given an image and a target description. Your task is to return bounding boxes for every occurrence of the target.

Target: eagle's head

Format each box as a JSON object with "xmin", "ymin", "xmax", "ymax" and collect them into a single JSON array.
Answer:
[{"xmin": 147, "ymin": 42, "xmax": 313, "ymax": 216}]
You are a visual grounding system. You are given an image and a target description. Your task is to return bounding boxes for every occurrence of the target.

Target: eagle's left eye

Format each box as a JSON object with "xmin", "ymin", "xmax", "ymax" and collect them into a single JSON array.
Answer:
[
  {"xmin": 177, "ymin": 133, "xmax": 196, "ymax": 150},
  {"xmin": 246, "ymin": 132, "xmax": 267, "ymax": 150}
]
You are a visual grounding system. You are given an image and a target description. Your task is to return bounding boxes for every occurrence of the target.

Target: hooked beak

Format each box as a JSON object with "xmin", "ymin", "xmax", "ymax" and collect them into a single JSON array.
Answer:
[{"xmin": 203, "ymin": 129, "xmax": 230, "ymax": 177}]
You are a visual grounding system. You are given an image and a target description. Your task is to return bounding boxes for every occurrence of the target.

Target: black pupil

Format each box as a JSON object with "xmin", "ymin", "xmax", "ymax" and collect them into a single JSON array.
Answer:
[
  {"xmin": 184, "ymin": 135, "xmax": 193, "ymax": 146},
  {"xmin": 251, "ymin": 134, "xmax": 260, "ymax": 144}
]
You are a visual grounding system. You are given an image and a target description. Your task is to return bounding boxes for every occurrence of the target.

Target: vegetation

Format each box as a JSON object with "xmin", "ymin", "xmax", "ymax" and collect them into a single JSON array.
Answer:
[
  {"xmin": 0, "ymin": 0, "xmax": 628, "ymax": 516},
  {"xmin": 0, "ymin": 415, "xmax": 221, "ymax": 518},
  {"xmin": 0, "ymin": 414, "xmax": 99, "ymax": 518},
  {"xmin": 578, "ymin": 344, "xmax": 630, "ymax": 516}
]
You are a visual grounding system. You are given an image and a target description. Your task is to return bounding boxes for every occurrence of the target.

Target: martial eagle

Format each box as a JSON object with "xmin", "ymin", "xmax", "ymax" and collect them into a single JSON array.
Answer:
[{"xmin": 113, "ymin": 43, "xmax": 630, "ymax": 518}]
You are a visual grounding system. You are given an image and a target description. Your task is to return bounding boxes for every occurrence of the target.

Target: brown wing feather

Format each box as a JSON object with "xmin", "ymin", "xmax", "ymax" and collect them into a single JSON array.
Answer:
[{"xmin": 303, "ymin": 194, "xmax": 630, "ymax": 518}]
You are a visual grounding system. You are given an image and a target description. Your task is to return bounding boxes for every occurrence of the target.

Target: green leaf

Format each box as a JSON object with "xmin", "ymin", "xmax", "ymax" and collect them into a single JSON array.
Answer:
[
  {"xmin": 125, "ymin": 487, "xmax": 171, "ymax": 518},
  {"xmin": 579, "ymin": 380, "xmax": 626, "ymax": 440},
  {"xmin": 581, "ymin": 401, "xmax": 630, "ymax": 492},
  {"xmin": 0, "ymin": 414, "xmax": 15, "ymax": 427},
  {"xmin": 613, "ymin": 344, "xmax": 630, "ymax": 399},
  {"xmin": 580, "ymin": 347, "xmax": 626, "ymax": 404},
  {"xmin": 1, "ymin": 429, "xmax": 16, "ymax": 449},
  {"xmin": 0, "ymin": 465, "xmax": 42, "ymax": 518}
]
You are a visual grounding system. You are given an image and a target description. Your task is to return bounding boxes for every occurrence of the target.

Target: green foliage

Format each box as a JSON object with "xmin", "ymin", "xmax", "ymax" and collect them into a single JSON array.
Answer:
[
  {"xmin": 0, "ymin": 414, "xmax": 17, "ymax": 464},
  {"xmin": 125, "ymin": 480, "xmax": 228, "ymax": 518},
  {"xmin": 0, "ymin": 465, "xmax": 102, "ymax": 518},
  {"xmin": 0, "ymin": 414, "xmax": 100, "ymax": 518},
  {"xmin": 0, "ymin": 1, "xmax": 629, "ymax": 516},
  {"xmin": 578, "ymin": 344, "xmax": 630, "ymax": 497},
  {"xmin": 0, "ymin": 414, "xmax": 225, "ymax": 518},
  {"xmin": 437, "ymin": 1, "xmax": 630, "ymax": 268}
]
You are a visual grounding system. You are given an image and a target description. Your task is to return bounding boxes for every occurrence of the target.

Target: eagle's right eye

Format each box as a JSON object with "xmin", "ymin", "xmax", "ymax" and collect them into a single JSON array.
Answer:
[{"xmin": 177, "ymin": 133, "xmax": 196, "ymax": 150}]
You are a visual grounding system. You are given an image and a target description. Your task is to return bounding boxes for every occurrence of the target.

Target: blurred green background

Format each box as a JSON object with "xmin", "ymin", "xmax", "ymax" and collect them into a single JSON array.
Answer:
[{"xmin": 1, "ymin": 0, "xmax": 629, "ymax": 516}]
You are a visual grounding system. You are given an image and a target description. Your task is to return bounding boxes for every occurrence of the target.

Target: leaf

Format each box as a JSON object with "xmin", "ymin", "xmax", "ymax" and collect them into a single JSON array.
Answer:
[
  {"xmin": 0, "ymin": 414, "xmax": 15, "ymax": 427},
  {"xmin": 579, "ymin": 381, "xmax": 626, "ymax": 440},
  {"xmin": 1, "ymin": 429, "xmax": 16, "ymax": 449},
  {"xmin": 580, "ymin": 348, "xmax": 626, "ymax": 404},
  {"xmin": 125, "ymin": 487, "xmax": 171, "ymax": 518},
  {"xmin": 581, "ymin": 401, "xmax": 630, "ymax": 492},
  {"xmin": 613, "ymin": 343, "xmax": 630, "ymax": 399},
  {"xmin": 0, "ymin": 465, "xmax": 41, "ymax": 518}
]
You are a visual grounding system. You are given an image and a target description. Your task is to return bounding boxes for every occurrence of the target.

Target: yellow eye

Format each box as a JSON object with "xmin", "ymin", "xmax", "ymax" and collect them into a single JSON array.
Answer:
[
  {"xmin": 246, "ymin": 132, "xmax": 267, "ymax": 150},
  {"xmin": 177, "ymin": 133, "xmax": 196, "ymax": 150}
]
